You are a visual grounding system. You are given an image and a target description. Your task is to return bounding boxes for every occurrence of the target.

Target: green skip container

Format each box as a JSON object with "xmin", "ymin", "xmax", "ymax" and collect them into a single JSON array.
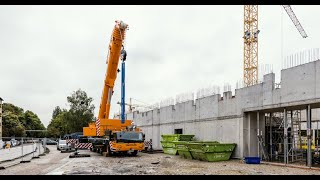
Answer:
[
  {"xmin": 161, "ymin": 141, "xmax": 178, "ymax": 155},
  {"xmin": 188, "ymin": 142, "xmax": 236, "ymax": 162},
  {"xmin": 162, "ymin": 147, "xmax": 178, "ymax": 155},
  {"xmin": 161, "ymin": 134, "xmax": 195, "ymax": 142},
  {"xmin": 161, "ymin": 134, "xmax": 195, "ymax": 155},
  {"xmin": 160, "ymin": 141, "xmax": 176, "ymax": 148},
  {"xmin": 173, "ymin": 141, "xmax": 193, "ymax": 159}
]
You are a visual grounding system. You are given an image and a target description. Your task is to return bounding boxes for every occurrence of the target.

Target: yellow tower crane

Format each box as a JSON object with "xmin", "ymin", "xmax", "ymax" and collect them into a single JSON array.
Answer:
[{"xmin": 243, "ymin": 5, "xmax": 308, "ymax": 87}]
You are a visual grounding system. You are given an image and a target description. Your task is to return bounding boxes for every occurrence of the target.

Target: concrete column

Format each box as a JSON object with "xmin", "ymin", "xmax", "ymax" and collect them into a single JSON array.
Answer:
[
  {"xmin": 284, "ymin": 108, "xmax": 288, "ymax": 164},
  {"xmin": 257, "ymin": 111, "xmax": 260, "ymax": 157},
  {"xmin": 290, "ymin": 110, "xmax": 293, "ymax": 163},
  {"xmin": 243, "ymin": 113, "xmax": 249, "ymax": 157},
  {"xmin": 307, "ymin": 104, "xmax": 312, "ymax": 167},
  {"xmin": 313, "ymin": 129, "xmax": 316, "ymax": 147},
  {"xmin": 269, "ymin": 113, "xmax": 273, "ymax": 161},
  {"xmin": 248, "ymin": 113, "xmax": 251, "ymax": 156}
]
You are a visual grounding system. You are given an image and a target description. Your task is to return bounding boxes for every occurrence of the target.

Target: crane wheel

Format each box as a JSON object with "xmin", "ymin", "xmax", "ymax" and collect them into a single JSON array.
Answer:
[
  {"xmin": 105, "ymin": 145, "xmax": 112, "ymax": 157},
  {"xmin": 131, "ymin": 150, "xmax": 138, "ymax": 156}
]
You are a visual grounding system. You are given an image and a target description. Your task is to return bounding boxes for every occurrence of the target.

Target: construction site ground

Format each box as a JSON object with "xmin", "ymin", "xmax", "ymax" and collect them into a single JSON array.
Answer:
[{"xmin": 0, "ymin": 145, "xmax": 320, "ymax": 175}]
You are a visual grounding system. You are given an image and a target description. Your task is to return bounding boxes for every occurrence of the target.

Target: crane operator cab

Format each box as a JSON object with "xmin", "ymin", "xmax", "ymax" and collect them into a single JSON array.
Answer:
[
  {"xmin": 115, "ymin": 131, "xmax": 144, "ymax": 143},
  {"xmin": 101, "ymin": 128, "xmax": 145, "ymax": 156}
]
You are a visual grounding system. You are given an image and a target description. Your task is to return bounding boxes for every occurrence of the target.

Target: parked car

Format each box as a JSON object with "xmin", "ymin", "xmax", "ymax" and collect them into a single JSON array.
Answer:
[
  {"xmin": 57, "ymin": 139, "xmax": 71, "ymax": 151},
  {"xmin": 43, "ymin": 139, "xmax": 57, "ymax": 145},
  {"xmin": 10, "ymin": 139, "xmax": 18, "ymax": 147}
]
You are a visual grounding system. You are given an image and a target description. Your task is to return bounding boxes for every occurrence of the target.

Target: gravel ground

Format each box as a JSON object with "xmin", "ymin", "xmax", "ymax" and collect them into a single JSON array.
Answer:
[{"xmin": 1, "ymin": 146, "xmax": 320, "ymax": 175}]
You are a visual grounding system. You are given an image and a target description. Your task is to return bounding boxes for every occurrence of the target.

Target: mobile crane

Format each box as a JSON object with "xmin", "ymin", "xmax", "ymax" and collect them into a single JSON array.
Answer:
[{"xmin": 83, "ymin": 20, "xmax": 145, "ymax": 156}]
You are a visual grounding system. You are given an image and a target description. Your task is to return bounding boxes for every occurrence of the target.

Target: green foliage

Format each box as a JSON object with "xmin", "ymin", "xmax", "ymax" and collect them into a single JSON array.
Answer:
[
  {"xmin": 47, "ymin": 111, "xmax": 68, "ymax": 138},
  {"xmin": 47, "ymin": 89, "xmax": 95, "ymax": 138},
  {"xmin": 2, "ymin": 103, "xmax": 45, "ymax": 137},
  {"xmin": 2, "ymin": 89, "xmax": 96, "ymax": 138},
  {"xmin": 52, "ymin": 106, "xmax": 62, "ymax": 119}
]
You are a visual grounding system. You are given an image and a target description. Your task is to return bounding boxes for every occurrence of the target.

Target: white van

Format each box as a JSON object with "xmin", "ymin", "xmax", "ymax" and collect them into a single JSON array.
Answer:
[{"xmin": 57, "ymin": 140, "xmax": 71, "ymax": 151}]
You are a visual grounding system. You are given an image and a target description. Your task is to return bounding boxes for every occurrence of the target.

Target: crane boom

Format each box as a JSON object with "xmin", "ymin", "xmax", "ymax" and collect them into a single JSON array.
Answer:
[
  {"xmin": 98, "ymin": 20, "xmax": 128, "ymax": 121},
  {"xmin": 282, "ymin": 5, "xmax": 308, "ymax": 38}
]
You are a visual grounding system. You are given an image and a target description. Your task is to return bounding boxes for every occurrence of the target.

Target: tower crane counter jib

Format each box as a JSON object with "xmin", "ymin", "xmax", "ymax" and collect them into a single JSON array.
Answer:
[{"xmin": 83, "ymin": 20, "xmax": 145, "ymax": 157}]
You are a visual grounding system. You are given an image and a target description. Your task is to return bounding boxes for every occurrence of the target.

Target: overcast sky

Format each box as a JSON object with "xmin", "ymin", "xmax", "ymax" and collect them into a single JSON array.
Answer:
[{"xmin": 0, "ymin": 5, "xmax": 319, "ymax": 127}]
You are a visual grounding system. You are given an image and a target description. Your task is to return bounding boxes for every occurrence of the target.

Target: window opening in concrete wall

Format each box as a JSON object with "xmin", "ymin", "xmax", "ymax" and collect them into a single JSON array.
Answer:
[{"xmin": 174, "ymin": 129, "xmax": 183, "ymax": 134}]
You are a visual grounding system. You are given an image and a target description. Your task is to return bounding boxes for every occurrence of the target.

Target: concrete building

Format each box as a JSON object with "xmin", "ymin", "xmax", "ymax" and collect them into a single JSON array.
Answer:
[
  {"xmin": 0, "ymin": 97, "xmax": 3, "ymax": 139},
  {"xmin": 127, "ymin": 59, "xmax": 320, "ymax": 167}
]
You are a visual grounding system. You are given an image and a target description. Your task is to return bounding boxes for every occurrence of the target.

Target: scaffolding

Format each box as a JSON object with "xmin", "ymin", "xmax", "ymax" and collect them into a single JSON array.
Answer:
[
  {"xmin": 263, "ymin": 110, "xmax": 305, "ymax": 164},
  {"xmin": 260, "ymin": 107, "xmax": 320, "ymax": 168}
]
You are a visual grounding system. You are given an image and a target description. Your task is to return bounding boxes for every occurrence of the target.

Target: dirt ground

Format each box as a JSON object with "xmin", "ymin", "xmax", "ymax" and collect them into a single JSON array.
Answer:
[{"xmin": 0, "ymin": 145, "xmax": 320, "ymax": 175}]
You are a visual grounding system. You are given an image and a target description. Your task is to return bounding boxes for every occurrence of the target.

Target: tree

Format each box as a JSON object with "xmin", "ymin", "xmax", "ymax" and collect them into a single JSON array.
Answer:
[
  {"xmin": 47, "ymin": 111, "xmax": 68, "ymax": 138},
  {"xmin": 2, "ymin": 103, "xmax": 45, "ymax": 138},
  {"xmin": 47, "ymin": 89, "xmax": 95, "ymax": 137},
  {"xmin": 52, "ymin": 106, "xmax": 62, "ymax": 119},
  {"xmin": 3, "ymin": 103, "xmax": 24, "ymax": 115},
  {"xmin": 2, "ymin": 111, "xmax": 25, "ymax": 137},
  {"xmin": 24, "ymin": 110, "xmax": 46, "ymax": 137},
  {"xmin": 67, "ymin": 89, "xmax": 95, "ymax": 113},
  {"xmin": 65, "ymin": 89, "xmax": 95, "ymax": 133}
]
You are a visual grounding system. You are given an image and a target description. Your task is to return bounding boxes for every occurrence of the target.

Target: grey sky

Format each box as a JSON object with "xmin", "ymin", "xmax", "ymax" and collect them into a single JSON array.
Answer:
[{"xmin": 0, "ymin": 5, "xmax": 319, "ymax": 127}]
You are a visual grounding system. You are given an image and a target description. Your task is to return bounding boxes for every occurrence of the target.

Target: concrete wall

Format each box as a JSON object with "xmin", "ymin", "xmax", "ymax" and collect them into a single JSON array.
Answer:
[
  {"xmin": 128, "ymin": 60, "xmax": 320, "ymax": 159},
  {"xmin": 128, "ymin": 92, "xmax": 244, "ymax": 158},
  {"xmin": 281, "ymin": 61, "xmax": 320, "ymax": 103}
]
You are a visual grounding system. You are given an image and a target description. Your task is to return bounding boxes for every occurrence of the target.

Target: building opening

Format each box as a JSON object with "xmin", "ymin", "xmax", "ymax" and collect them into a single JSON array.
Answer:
[{"xmin": 174, "ymin": 129, "xmax": 183, "ymax": 134}]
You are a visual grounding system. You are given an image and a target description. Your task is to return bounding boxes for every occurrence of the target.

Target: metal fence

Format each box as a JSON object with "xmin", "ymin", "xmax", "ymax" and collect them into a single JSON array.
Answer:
[{"xmin": 0, "ymin": 137, "xmax": 49, "ymax": 166}]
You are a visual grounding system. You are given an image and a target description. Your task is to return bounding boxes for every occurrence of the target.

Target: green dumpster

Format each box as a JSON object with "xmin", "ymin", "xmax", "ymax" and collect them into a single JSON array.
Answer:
[
  {"xmin": 188, "ymin": 142, "xmax": 236, "ymax": 162},
  {"xmin": 161, "ymin": 134, "xmax": 179, "ymax": 141},
  {"xmin": 202, "ymin": 143, "xmax": 236, "ymax": 153},
  {"xmin": 186, "ymin": 141, "xmax": 219, "ymax": 151},
  {"xmin": 160, "ymin": 134, "xmax": 195, "ymax": 156},
  {"xmin": 162, "ymin": 147, "xmax": 178, "ymax": 155},
  {"xmin": 161, "ymin": 134, "xmax": 195, "ymax": 141},
  {"xmin": 173, "ymin": 141, "xmax": 193, "ymax": 159},
  {"xmin": 190, "ymin": 150, "xmax": 234, "ymax": 162},
  {"xmin": 179, "ymin": 135, "xmax": 195, "ymax": 141},
  {"xmin": 160, "ymin": 141, "xmax": 176, "ymax": 148},
  {"xmin": 161, "ymin": 141, "xmax": 178, "ymax": 155}
]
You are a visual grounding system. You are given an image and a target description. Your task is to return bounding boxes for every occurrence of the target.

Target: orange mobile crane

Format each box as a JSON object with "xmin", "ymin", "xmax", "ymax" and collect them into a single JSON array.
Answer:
[{"xmin": 83, "ymin": 20, "xmax": 145, "ymax": 156}]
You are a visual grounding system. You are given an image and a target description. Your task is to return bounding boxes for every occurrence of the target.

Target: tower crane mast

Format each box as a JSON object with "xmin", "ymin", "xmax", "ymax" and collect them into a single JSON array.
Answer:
[{"xmin": 243, "ymin": 5, "xmax": 307, "ymax": 87}]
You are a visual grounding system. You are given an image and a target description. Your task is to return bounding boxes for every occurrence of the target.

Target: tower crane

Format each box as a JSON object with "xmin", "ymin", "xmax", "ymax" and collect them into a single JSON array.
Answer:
[
  {"xmin": 243, "ymin": 5, "xmax": 307, "ymax": 87},
  {"xmin": 117, "ymin": 97, "xmax": 153, "ymax": 113}
]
